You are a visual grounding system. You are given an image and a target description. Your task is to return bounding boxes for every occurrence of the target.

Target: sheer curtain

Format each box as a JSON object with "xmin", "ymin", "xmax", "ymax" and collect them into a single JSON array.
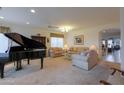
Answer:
[
  {"xmin": 51, "ymin": 37, "xmax": 64, "ymax": 48},
  {"xmin": 50, "ymin": 33, "xmax": 64, "ymax": 48}
]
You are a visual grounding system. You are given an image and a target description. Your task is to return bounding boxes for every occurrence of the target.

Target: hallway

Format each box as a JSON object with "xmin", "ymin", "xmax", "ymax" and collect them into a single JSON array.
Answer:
[{"xmin": 102, "ymin": 50, "xmax": 121, "ymax": 63}]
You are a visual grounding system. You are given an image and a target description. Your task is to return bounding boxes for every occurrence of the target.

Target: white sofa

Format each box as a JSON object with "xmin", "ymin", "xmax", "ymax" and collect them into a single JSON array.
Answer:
[
  {"xmin": 72, "ymin": 50, "xmax": 99, "ymax": 70},
  {"xmin": 65, "ymin": 47, "xmax": 89, "ymax": 60}
]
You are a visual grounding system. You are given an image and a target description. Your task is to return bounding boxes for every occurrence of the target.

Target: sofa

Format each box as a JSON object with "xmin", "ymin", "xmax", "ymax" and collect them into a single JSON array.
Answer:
[
  {"xmin": 68, "ymin": 47, "xmax": 89, "ymax": 54},
  {"xmin": 65, "ymin": 47, "xmax": 89, "ymax": 60},
  {"xmin": 71, "ymin": 50, "xmax": 99, "ymax": 70},
  {"xmin": 48, "ymin": 47, "xmax": 64, "ymax": 57}
]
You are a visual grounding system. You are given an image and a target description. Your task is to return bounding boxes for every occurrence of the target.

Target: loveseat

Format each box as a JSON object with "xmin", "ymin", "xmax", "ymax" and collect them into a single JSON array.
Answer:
[
  {"xmin": 65, "ymin": 47, "xmax": 89, "ymax": 60},
  {"xmin": 68, "ymin": 47, "xmax": 89, "ymax": 54},
  {"xmin": 72, "ymin": 50, "xmax": 99, "ymax": 70},
  {"xmin": 48, "ymin": 47, "xmax": 64, "ymax": 57}
]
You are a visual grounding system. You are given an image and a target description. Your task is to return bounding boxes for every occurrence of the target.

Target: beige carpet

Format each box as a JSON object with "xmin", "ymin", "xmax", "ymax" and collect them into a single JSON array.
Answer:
[{"xmin": 0, "ymin": 57, "xmax": 120, "ymax": 85}]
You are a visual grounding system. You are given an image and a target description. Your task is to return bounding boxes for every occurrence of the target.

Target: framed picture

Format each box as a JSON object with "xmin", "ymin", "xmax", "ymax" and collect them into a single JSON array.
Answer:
[{"xmin": 74, "ymin": 35, "xmax": 84, "ymax": 45}]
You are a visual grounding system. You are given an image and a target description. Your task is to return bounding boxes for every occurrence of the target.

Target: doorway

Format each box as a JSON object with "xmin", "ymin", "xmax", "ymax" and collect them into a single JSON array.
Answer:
[{"xmin": 100, "ymin": 28, "xmax": 121, "ymax": 63}]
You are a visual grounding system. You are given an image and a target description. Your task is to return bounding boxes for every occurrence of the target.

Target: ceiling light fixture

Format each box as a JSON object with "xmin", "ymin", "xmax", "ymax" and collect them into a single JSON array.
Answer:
[
  {"xmin": 47, "ymin": 25, "xmax": 73, "ymax": 32},
  {"xmin": 0, "ymin": 16, "xmax": 4, "ymax": 19},
  {"xmin": 30, "ymin": 9, "xmax": 36, "ymax": 13},
  {"xmin": 26, "ymin": 22, "xmax": 30, "ymax": 24},
  {"xmin": 60, "ymin": 26, "xmax": 72, "ymax": 32}
]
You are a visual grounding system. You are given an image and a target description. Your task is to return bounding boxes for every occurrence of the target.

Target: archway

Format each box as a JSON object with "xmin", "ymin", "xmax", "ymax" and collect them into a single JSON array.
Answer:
[{"xmin": 99, "ymin": 28, "xmax": 121, "ymax": 63}]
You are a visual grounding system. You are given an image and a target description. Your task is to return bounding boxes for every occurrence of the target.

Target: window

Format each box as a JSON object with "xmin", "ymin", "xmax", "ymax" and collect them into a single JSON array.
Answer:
[
  {"xmin": 107, "ymin": 39, "xmax": 113, "ymax": 48},
  {"xmin": 0, "ymin": 33, "xmax": 9, "ymax": 53},
  {"xmin": 102, "ymin": 40, "xmax": 106, "ymax": 45},
  {"xmin": 51, "ymin": 37, "xmax": 64, "ymax": 48}
]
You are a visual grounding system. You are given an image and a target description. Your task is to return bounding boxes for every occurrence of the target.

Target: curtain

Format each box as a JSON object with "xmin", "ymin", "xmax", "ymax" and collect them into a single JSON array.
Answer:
[{"xmin": 0, "ymin": 26, "xmax": 10, "ymax": 33}]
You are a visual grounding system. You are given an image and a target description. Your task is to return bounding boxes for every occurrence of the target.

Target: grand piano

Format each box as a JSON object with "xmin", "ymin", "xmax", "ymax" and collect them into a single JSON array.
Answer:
[{"xmin": 0, "ymin": 33, "xmax": 46, "ymax": 78}]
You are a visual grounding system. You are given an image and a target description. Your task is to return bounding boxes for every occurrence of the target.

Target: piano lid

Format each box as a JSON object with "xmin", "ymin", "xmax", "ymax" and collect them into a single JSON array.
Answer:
[{"xmin": 4, "ymin": 33, "xmax": 46, "ymax": 49}]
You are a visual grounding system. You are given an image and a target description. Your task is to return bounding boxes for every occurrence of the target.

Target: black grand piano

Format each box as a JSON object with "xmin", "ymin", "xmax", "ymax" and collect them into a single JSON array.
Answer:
[{"xmin": 0, "ymin": 33, "xmax": 46, "ymax": 78}]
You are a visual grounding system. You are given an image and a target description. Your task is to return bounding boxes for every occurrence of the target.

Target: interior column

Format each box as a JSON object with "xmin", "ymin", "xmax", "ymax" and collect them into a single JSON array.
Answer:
[{"xmin": 120, "ymin": 8, "xmax": 124, "ymax": 70}]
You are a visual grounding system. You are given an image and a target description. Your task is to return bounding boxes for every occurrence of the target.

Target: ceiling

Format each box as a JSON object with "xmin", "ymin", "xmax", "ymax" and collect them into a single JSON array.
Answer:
[
  {"xmin": 101, "ymin": 28, "xmax": 120, "ymax": 39},
  {"xmin": 0, "ymin": 7, "xmax": 120, "ymax": 30}
]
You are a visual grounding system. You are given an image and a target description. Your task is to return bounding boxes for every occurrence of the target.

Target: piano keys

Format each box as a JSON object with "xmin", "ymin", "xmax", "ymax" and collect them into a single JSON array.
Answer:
[{"xmin": 0, "ymin": 33, "xmax": 46, "ymax": 78}]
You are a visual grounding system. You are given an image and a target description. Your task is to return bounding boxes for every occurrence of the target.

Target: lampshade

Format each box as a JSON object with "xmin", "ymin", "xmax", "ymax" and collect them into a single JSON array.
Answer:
[
  {"xmin": 64, "ymin": 44, "xmax": 68, "ymax": 49},
  {"xmin": 89, "ymin": 45, "xmax": 97, "ymax": 51}
]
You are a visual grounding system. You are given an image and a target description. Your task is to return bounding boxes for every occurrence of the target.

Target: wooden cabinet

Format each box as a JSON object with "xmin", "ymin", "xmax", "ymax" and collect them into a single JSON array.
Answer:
[{"xmin": 31, "ymin": 36, "xmax": 46, "ymax": 46}]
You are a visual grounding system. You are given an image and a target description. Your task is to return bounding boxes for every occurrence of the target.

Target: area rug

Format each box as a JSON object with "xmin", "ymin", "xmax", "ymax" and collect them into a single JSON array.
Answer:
[{"xmin": 0, "ymin": 57, "xmax": 120, "ymax": 85}]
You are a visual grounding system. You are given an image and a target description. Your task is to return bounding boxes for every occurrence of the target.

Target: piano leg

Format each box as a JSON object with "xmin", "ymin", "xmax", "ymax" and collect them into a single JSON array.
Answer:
[
  {"xmin": 41, "ymin": 58, "xmax": 43, "ymax": 69},
  {"xmin": 16, "ymin": 60, "xmax": 22, "ymax": 71},
  {"xmin": 0, "ymin": 63, "xmax": 5, "ymax": 78}
]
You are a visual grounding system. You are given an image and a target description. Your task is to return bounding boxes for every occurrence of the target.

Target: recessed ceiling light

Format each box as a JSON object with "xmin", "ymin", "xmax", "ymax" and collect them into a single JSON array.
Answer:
[
  {"xmin": 30, "ymin": 9, "xmax": 35, "ymax": 13},
  {"xmin": 26, "ymin": 22, "xmax": 30, "ymax": 24},
  {"xmin": 0, "ymin": 16, "xmax": 4, "ymax": 19}
]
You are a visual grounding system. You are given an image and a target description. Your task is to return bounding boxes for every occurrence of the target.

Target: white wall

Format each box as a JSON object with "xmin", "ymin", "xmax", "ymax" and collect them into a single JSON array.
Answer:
[
  {"xmin": 67, "ymin": 27, "xmax": 99, "ymax": 48},
  {"xmin": 66, "ymin": 24, "xmax": 120, "ymax": 49},
  {"xmin": 120, "ymin": 8, "xmax": 124, "ymax": 70}
]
